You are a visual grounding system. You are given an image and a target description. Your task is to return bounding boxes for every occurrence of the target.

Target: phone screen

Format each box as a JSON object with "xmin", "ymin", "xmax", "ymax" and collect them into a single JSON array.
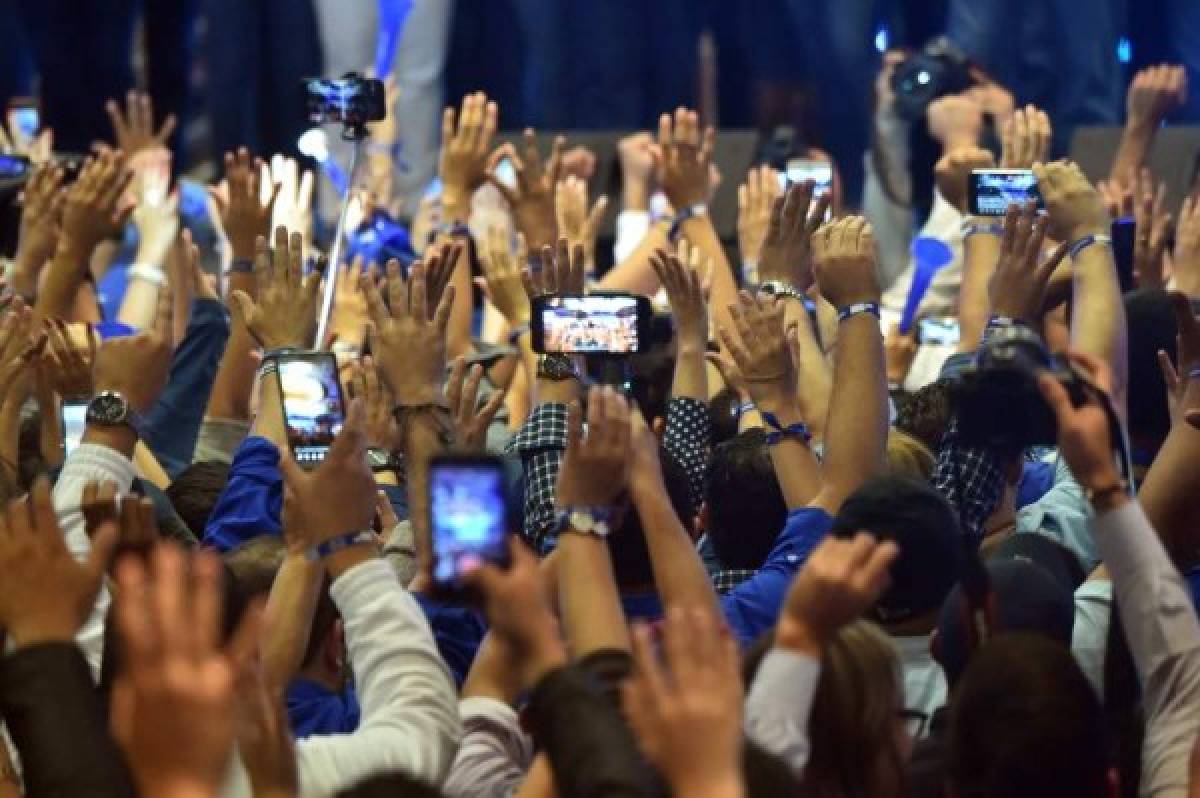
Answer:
[
  {"xmin": 62, "ymin": 401, "xmax": 88, "ymax": 456},
  {"xmin": 430, "ymin": 459, "xmax": 510, "ymax": 589},
  {"xmin": 917, "ymin": 317, "xmax": 961, "ymax": 347},
  {"xmin": 0, "ymin": 154, "xmax": 29, "ymax": 180},
  {"xmin": 537, "ymin": 295, "xmax": 644, "ymax": 354},
  {"xmin": 493, "ymin": 157, "xmax": 517, "ymax": 189},
  {"xmin": 969, "ymin": 170, "xmax": 1043, "ymax": 216},
  {"xmin": 304, "ymin": 78, "xmax": 385, "ymax": 125},
  {"xmin": 6, "ymin": 104, "xmax": 38, "ymax": 145},
  {"xmin": 782, "ymin": 159, "xmax": 834, "ymax": 220},
  {"xmin": 276, "ymin": 353, "xmax": 346, "ymax": 466}
]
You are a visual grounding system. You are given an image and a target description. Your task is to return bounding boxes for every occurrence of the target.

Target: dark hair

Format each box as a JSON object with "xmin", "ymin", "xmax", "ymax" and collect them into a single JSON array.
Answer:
[
  {"xmin": 707, "ymin": 387, "xmax": 742, "ymax": 447},
  {"xmin": 893, "ymin": 379, "xmax": 954, "ymax": 453},
  {"xmin": 1123, "ymin": 289, "xmax": 1176, "ymax": 450},
  {"xmin": 166, "ymin": 460, "xmax": 233, "ymax": 539},
  {"xmin": 609, "ymin": 448, "xmax": 695, "ymax": 590},
  {"xmin": 625, "ymin": 340, "xmax": 676, "ymax": 424},
  {"xmin": 336, "ymin": 773, "xmax": 443, "ymax": 798},
  {"xmin": 948, "ymin": 633, "xmax": 1109, "ymax": 798},
  {"xmin": 705, "ymin": 429, "xmax": 787, "ymax": 571}
]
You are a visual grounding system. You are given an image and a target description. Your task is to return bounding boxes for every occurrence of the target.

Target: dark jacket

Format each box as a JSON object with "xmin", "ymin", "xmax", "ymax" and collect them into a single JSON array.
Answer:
[{"xmin": 0, "ymin": 643, "xmax": 134, "ymax": 797}]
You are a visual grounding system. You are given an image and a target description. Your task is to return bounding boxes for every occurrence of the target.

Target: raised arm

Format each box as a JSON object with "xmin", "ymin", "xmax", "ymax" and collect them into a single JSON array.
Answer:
[
  {"xmin": 1035, "ymin": 161, "xmax": 1126, "ymax": 405},
  {"xmin": 11, "ymin": 163, "xmax": 65, "ymax": 301},
  {"xmin": 809, "ymin": 217, "xmax": 888, "ymax": 514},
  {"xmin": 1110, "ymin": 65, "xmax": 1187, "ymax": 187},
  {"xmin": 117, "ymin": 173, "xmax": 179, "ymax": 331}
]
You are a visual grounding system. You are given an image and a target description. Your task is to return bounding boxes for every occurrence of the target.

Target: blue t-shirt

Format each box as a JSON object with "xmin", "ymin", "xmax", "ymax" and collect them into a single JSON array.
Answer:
[
  {"xmin": 286, "ymin": 680, "xmax": 360, "ymax": 738},
  {"xmin": 720, "ymin": 506, "xmax": 833, "ymax": 644}
]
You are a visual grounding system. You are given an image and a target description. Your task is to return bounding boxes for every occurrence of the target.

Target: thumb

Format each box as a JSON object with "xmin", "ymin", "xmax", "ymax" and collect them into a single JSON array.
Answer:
[{"xmin": 229, "ymin": 289, "xmax": 253, "ymax": 327}]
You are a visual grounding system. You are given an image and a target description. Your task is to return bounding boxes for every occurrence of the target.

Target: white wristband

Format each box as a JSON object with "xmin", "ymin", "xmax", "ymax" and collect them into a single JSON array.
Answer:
[{"xmin": 127, "ymin": 263, "xmax": 166, "ymax": 286}]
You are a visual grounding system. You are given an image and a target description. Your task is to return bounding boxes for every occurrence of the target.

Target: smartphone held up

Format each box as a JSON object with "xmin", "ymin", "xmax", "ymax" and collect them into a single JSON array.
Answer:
[
  {"xmin": 428, "ymin": 453, "xmax": 515, "ymax": 594},
  {"xmin": 531, "ymin": 293, "xmax": 653, "ymax": 355}
]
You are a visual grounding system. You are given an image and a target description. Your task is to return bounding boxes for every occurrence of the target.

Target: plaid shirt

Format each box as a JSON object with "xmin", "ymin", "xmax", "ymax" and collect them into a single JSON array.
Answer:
[
  {"xmin": 711, "ymin": 568, "xmax": 757, "ymax": 594},
  {"xmin": 506, "ymin": 397, "xmax": 711, "ymax": 556},
  {"xmin": 932, "ymin": 417, "xmax": 1005, "ymax": 542}
]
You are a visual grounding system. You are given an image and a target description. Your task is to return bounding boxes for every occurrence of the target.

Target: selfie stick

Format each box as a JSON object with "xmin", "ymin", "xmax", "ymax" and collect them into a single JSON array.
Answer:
[{"xmin": 314, "ymin": 123, "xmax": 368, "ymax": 349}]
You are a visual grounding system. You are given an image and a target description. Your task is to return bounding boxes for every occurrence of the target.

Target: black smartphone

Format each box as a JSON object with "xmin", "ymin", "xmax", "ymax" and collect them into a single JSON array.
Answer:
[
  {"xmin": 275, "ymin": 352, "xmax": 347, "ymax": 468},
  {"xmin": 531, "ymin": 293, "xmax": 654, "ymax": 355},
  {"xmin": 62, "ymin": 400, "xmax": 88, "ymax": 456},
  {"xmin": 968, "ymin": 169, "xmax": 1043, "ymax": 216},
  {"xmin": 1110, "ymin": 216, "xmax": 1136, "ymax": 294},
  {"xmin": 429, "ymin": 453, "xmax": 512, "ymax": 592},
  {"xmin": 303, "ymin": 75, "xmax": 387, "ymax": 126}
]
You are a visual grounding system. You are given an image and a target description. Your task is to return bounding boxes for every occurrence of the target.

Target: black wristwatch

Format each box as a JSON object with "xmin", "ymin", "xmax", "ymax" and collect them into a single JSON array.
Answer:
[
  {"xmin": 86, "ymin": 391, "xmax": 147, "ymax": 438},
  {"xmin": 537, "ymin": 354, "xmax": 580, "ymax": 382}
]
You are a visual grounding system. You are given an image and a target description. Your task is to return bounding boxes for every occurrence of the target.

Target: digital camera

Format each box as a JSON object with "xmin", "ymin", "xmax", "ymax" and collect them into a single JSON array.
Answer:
[{"xmin": 892, "ymin": 37, "xmax": 974, "ymax": 122}]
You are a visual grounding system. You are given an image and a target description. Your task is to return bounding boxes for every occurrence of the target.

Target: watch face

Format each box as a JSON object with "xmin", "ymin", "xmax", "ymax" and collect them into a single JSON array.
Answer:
[
  {"xmin": 367, "ymin": 448, "xmax": 390, "ymax": 468},
  {"xmin": 87, "ymin": 393, "xmax": 129, "ymax": 425},
  {"xmin": 539, "ymin": 355, "xmax": 577, "ymax": 381}
]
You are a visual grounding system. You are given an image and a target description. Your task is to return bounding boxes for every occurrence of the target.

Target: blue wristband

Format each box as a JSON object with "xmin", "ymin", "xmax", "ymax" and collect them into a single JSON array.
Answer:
[
  {"xmin": 306, "ymin": 530, "xmax": 377, "ymax": 562},
  {"xmin": 837, "ymin": 302, "xmax": 881, "ymax": 322},
  {"xmin": 1068, "ymin": 233, "xmax": 1112, "ymax": 260},
  {"xmin": 668, "ymin": 203, "xmax": 708, "ymax": 241},
  {"xmin": 732, "ymin": 401, "xmax": 757, "ymax": 420},
  {"xmin": 760, "ymin": 410, "xmax": 812, "ymax": 446},
  {"xmin": 1188, "ymin": 365, "xmax": 1200, "ymax": 383}
]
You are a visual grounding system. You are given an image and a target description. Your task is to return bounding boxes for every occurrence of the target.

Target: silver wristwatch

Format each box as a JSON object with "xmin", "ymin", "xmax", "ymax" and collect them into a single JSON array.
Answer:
[{"xmin": 757, "ymin": 280, "xmax": 806, "ymax": 303}]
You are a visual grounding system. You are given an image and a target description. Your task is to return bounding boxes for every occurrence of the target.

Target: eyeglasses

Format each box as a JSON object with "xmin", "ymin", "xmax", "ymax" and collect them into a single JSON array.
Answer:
[{"xmin": 897, "ymin": 707, "xmax": 928, "ymax": 737}]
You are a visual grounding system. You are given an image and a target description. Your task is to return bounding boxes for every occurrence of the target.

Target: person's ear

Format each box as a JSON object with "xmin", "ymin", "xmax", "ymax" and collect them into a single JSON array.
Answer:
[{"xmin": 652, "ymin": 416, "xmax": 666, "ymax": 440}]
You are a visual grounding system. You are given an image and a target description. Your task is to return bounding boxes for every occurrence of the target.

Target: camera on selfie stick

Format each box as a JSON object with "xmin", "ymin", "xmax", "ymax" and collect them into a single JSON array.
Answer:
[
  {"xmin": 301, "ymin": 72, "xmax": 387, "ymax": 348},
  {"xmin": 891, "ymin": 36, "xmax": 974, "ymax": 122}
]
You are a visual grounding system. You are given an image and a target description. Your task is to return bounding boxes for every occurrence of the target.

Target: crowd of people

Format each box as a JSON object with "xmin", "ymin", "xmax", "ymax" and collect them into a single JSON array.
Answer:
[{"xmin": 2, "ymin": 17, "xmax": 1200, "ymax": 797}]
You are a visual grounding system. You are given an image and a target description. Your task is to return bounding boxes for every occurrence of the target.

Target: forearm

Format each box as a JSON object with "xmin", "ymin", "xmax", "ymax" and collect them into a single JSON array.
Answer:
[
  {"xmin": 785, "ymin": 301, "xmax": 831, "ymax": 440},
  {"xmin": 401, "ymin": 411, "xmax": 449, "ymax": 590},
  {"xmin": 557, "ymin": 530, "xmax": 631, "ymax": 655},
  {"xmin": 261, "ymin": 552, "xmax": 324, "ymax": 691},
  {"xmin": 596, "ymin": 223, "xmax": 669, "ymax": 296},
  {"xmin": 116, "ymin": 248, "xmax": 167, "ymax": 329},
  {"xmin": 758, "ymin": 401, "xmax": 822, "ymax": 511},
  {"xmin": 206, "ymin": 323, "xmax": 258, "ymax": 421},
  {"xmin": 816, "ymin": 315, "xmax": 886, "ymax": 512},
  {"xmin": 1070, "ymin": 245, "xmax": 1128, "ymax": 404},
  {"xmin": 633, "ymin": 480, "xmax": 721, "ymax": 618},
  {"xmin": 34, "ymin": 243, "xmax": 91, "ymax": 323},
  {"xmin": 682, "ymin": 216, "xmax": 737, "ymax": 331},
  {"xmin": 461, "ymin": 634, "xmax": 523, "ymax": 705},
  {"xmin": 958, "ymin": 228, "xmax": 1002, "ymax": 352},
  {"xmin": 1109, "ymin": 121, "xmax": 1156, "ymax": 186},
  {"xmin": 1137, "ymin": 380, "xmax": 1200, "ymax": 566},
  {"xmin": 250, "ymin": 373, "xmax": 288, "ymax": 449},
  {"xmin": 671, "ymin": 343, "xmax": 708, "ymax": 402}
]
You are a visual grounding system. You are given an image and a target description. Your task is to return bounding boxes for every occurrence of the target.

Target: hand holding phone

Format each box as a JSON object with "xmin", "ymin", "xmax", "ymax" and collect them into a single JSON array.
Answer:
[
  {"xmin": 304, "ymin": 75, "xmax": 386, "ymax": 127},
  {"xmin": 276, "ymin": 352, "xmax": 347, "ymax": 467},
  {"xmin": 531, "ymin": 293, "xmax": 653, "ymax": 355}
]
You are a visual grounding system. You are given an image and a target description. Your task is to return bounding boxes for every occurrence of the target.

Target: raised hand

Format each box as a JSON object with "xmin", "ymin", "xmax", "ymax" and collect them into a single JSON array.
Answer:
[
  {"xmin": 92, "ymin": 290, "xmax": 173, "ymax": 413},
  {"xmin": 1175, "ymin": 194, "xmax": 1200, "ymax": 298},
  {"xmin": 554, "ymin": 174, "xmax": 607, "ymax": 274},
  {"xmin": 210, "ymin": 149, "xmax": 279, "ymax": 263},
  {"xmin": 364, "ymin": 256, "xmax": 455, "ymax": 406},
  {"xmin": 13, "ymin": 163, "xmax": 66, "ymax": 285},
  {"xmin": 617, "ymin": 132, "xmax": 658, "ymax": 210},
  {"xmin": 737, "ymin": 165, "xmax": 781, "ymax": 270},
  {"xmin": 1132, "ymin": 168, "xmax": 1173, "ymax": 288},
  {"xmin": 268, "ymin": 154, "xmax": 315, "ymax": 247},
  {"xmin": 622, "ymin": 607, "xmax": 744, "ymax": 797},
  {"xmin": 479, "ymin": 226, "xmax": 532, "ymax": 325},
  {"xmin": 1001, "ymin": 105, "xmax": 1052, "ymax": 169},
  {"xmin": 1033, "ymin": 160, "xmax": 1110, "ymax": 243},
  {"xmin": 131, "ymin": 188, "xmax": 180, "ymax": 270},
  {"xmin": 39, "ymin": 318, "xmax": 95, "ymax": 399},
  {"xmin": 0, "ymin": 297, "xmax": 46, "ymax": 394},
  {"xmin": 60, "ymin": 149, "xmax": 134, "ymax": 258},
  {"xmin": 717, "ymin": 292, "xmax": 794, "ymax": 412},
  {"xmin": 656, "ymin": 107, "xmax": 715, "ymax": 210},
  {"xmin": 81, "ymin": 481, "xmax": 159, "ymax": 565},
  {"xmin": 555, "ymin": 386, "xmax": 631, "ymax": 508},
  {"xmin": 933, "ymin": 146, "xmax": 996, "ymax": 214},
  {"xmin": 446, "ymin": 357, "xmax": 506, "ymax": 450},
  {"xmin": 811, "ymin": 216, "xmax": 881, "ymax": 309},
  {"xmin": 1126, "ymin": 64, "xmax": 1188, "ymax": 129},
  {"xmin": 278, "ymin": 402, "xmax": 376, "ymax": 544},
  {"xmin": 988, "ymin": 201, "xmax": 1069, "ymax": 323},
  {"xmin": 439, "ymin": 91, "xmax": 499, "ymax": 211},
  {"xmin": 757, "ymin": 180, "xmax": 830, "ymax": 290},
  {"xmin": 926, "ymin": 93, "xmax": 983, "ymax": 151},
  {"xmin": 345, "ymin": 355, "xmax": 398, "ymax": 451},
  {"xmin": 106, "ymin": 90, "xmax": 177, "ymax": 156},
  {"xmin": 112, "ymin": 543, "xmax": 261, "ymax": 798},
  {"xmin": 229, "ymin": 227, "xmax": 321, "ymax": 350},
  {"xmin": 775, "ymin": 533, "xmax": 898, "ymax": 654},
  {"xmin": 488, "ymin": 129, "xmax": 563, "ymax": 251},
  {"xmin": 650, "ymin": 249, "xmax": 707, "ymax": 353},
  {"xmin": 522, "ymin": 236, "xmax": 587, "ymax": 298},
  {"xmin": 327, "ymin": 257, "xmax": 377, "ymax": 350},
  {"xmin": 0, "ymin": 477, "xmax": 116, "ymax": 648}
]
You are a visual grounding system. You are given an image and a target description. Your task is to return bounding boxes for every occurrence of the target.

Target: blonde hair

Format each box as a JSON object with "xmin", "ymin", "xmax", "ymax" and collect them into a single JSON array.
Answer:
[
  {"xmin": 886, "ymin": 428, "xmax": 935, "ymax": 482},
  {"xmin": 802, "ymin": 621, "xmax": 907, "ymax": 798}
]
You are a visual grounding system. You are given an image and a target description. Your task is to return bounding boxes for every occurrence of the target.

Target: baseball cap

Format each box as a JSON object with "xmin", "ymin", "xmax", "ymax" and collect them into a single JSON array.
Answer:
[
  {"xmin": 987, "ymin": 532, "xmax": 1086, "ymax": 593},
  {"xmin": 831, "ymin": 476, "xmax": 962, "ymax": 624}
]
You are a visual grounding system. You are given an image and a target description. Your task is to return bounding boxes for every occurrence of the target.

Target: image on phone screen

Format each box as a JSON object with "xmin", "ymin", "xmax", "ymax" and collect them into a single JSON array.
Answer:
[
  {"xmin": 431, "ymin": 462, "xmax": 509, "ymax": 588},
  {"xmin": 539, "ymin": 295, "xmax": 642, "ymax": 354},
  {"xmin": 917, "ymin": 317, "xmax": 961, "ymax": 347},
  {"xmin": 62, "ymin": 401, "xmax": 87, "ymax": 456},
  {"xmin": 782, "ymin": 159, "xmax": 834, "ymax": 220},
  {"xmin": 493, "ymin": 157, "xmax": 517, "ymax": 189},
  {"xmin": 277, "ymin": 354, "xmax": 345, "ymax": 466},
  {"xmin": 970, "ymin": 170, "xmax": 1042, "ymax": 216}
]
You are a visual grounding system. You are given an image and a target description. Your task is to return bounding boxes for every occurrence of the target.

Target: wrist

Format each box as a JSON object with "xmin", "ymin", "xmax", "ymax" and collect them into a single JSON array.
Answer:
[
  {"xmin": 441, "ymin": 194, "xmax": 471, "ymax": 223},
  {"xmin": 774, "ymin": 618, "xmax": 827, "ymax": 657},
  {"xmin": 521, "ymin": 624, "xmax": 569, "ymax": 687},
  {"xmin": 82, "ymin": 423, "xmax": 138, "ymax": 457},
  {"xmin": 1067, "ymin": 225, "xmax": 1111, "ymax": 244},
  {"xmin": 323, "ymin": 542, "xmax": 379, "ymax": 579},
  {"xmin": 229, "ymin": 235, "xmax": 258, "ymax": 263}
]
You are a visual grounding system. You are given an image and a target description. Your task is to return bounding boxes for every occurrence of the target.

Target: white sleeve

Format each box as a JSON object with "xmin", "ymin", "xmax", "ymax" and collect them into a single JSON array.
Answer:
[
  {"xmin": 53, "ymin": 443, "xmax": 138, "ymax": 678},
  {"xmin": 613, "ymin": 210, "xmax": 651, "ymax": 264},
  {"xmin": 1092, "ymin": 500, "xmax": 1200, "ymax": 798},
  {"xmin": 743, "ymin": 647, "xmax": 821, "ymax": 774},
  {"xmin": 441, "ymin": 697, "xmax": 533, "ymax": 798},
  {"xmin": 295, "ymin": 559, "xmax": 460, "ymax": 796}
]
